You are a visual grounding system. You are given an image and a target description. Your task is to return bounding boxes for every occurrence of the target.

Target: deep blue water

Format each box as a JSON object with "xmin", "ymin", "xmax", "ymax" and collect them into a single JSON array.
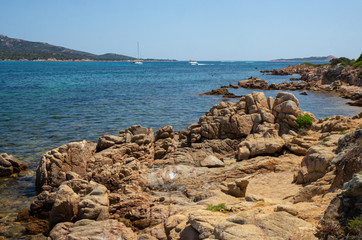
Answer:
[{"xmin": 0, "ymin": 61, "xmax": 360, "ymax": 220}]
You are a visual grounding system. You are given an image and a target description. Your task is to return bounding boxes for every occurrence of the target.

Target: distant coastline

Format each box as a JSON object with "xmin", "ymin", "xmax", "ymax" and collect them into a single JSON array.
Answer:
[
  {"xmin": 270, "ymin": 55, "xmax": 335, "ymax": 62},
  {"xmin": 0, "ymin": 58, "xmax": 176, "ymax": 62},
  {"xmin": 0, "ymin": 35, "xmax": 175, "ymax": 62}
]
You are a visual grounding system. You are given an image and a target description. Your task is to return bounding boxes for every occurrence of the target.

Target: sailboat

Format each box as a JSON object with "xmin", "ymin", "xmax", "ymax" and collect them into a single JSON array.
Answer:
[{"xmin": 134, "ymin": 42, "xmax": 143, "ymax": 65}]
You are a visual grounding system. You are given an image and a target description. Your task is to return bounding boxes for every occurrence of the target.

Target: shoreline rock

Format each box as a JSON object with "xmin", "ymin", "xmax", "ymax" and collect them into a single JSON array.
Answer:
[
  {"xmin": 0, "ymin": 153, "xmax": 27, "ymax": 177},
  {"xmin": 201, "ymin": 63, "xmax": 362, "ymax": 106},
  {"xmin": 15, "ymin": 91, "xmax": 362, "ymax": 239},
  {"xmin": 261, "ymin": 64, "xmax": 362, "ymax": 103}
]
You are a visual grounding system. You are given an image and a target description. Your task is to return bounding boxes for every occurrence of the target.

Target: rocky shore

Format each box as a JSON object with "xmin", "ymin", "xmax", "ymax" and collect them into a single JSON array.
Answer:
[
  {"xmin": 2, "ymin": 91, "xmax": 361, "ymax": 239},
  {"xmin": 261, "ymin": 64, "xmax": 362, "ymax": 105},
  {"xmin": 204, "ymin": 63, "xmax": 362, "ymax": 106}
]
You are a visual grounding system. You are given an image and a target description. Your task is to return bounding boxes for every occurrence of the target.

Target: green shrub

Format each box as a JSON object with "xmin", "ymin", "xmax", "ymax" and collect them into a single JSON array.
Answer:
[
  {"xmin": 352, "ymin": 61, "xmax": 362, "ymax": 68},
  {"xmin": 346, "ymin": 217, "xmax": 362, "ymax": 235},
  {"xmin": 302, "ymin": 62, "xmax": 329, "ymax": 67},
  {"xmin": 296, "ymin": 114, "xmax": 313, "ymax": 130},
  {"xmin": 356, "ymin": 53, "xmax": 362, "ymax": 62},
  {"xmin": 206, "ymin": 203, "xmax": 232, "ymax": 212},
  {"xmin": 330, "ymin": 57, "xmax": 354, "ymax": 66},
  {"xmin": 324, "ymin": 117, "xmax": 330, "ymax": 121}
]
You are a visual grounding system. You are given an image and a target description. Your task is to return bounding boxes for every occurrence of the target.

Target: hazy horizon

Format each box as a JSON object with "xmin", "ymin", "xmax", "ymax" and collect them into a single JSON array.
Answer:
[{"xmin": 1, "ymin": 0, "xmax": 361, "ymax": 61}]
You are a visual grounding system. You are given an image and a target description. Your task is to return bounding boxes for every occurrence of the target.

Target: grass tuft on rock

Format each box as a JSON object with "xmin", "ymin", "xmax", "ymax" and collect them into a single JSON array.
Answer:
[
  {"xmin": 206, "ymin": 203, "xmax": 232, "ymax": 212},
  {"xmin": 296, "ymin": 114, "xmax": 313, "ymax": 130},
  {"xmin": 347, "ymin": 217, "xmax": 362, "ymax": 235}
]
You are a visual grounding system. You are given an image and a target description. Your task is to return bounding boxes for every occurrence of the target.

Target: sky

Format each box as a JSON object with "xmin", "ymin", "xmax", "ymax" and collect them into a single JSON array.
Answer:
[{"xmin": 0, "ymin": 0, "xmax": 361, "ymax": 61}]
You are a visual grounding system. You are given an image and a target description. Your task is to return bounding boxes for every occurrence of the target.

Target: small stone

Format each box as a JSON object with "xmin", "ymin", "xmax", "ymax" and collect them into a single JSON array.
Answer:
[
  {"xmin": 17, "ymin": 208, "xmax": 30, "ymax": 221},
  {"xmin": 200, "ymin": 155, "xmax": 224, "ymax": 167}
]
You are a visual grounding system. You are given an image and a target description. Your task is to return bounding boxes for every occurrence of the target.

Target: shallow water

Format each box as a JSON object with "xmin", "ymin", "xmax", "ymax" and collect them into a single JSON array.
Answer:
[{"xmin": 0, "ymin": 61, "xmax": 360, "ymax": 237}]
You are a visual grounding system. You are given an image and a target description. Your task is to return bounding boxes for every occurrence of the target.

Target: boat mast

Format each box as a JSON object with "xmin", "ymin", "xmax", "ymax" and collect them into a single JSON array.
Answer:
[{"xmin": 137, "ymin": 42, "xmax": 140, "ymax": 59}]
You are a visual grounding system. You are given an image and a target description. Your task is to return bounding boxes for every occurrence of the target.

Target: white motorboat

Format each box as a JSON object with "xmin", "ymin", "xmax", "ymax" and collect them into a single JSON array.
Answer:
[{"xmin": 189, "ymin": 61, "xmax": 199, "ymax": 65}]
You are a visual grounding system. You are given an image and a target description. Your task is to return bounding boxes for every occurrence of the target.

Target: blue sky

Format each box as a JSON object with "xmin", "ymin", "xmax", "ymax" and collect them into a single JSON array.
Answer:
[{"xmin": 1, "ymin": 0, "xmax": 361, "ymax": 60}]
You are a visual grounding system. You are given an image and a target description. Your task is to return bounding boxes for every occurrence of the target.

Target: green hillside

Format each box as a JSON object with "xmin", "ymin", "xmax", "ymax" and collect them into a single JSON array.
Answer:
[{"xmin": 0, "ymin": 35, "xmax": 135, "ymax": 61}]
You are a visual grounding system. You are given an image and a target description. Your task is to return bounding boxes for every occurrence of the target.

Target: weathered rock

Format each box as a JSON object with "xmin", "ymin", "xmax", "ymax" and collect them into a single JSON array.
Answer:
[
  {"xmin": 165, "ymin": 214, "xmax": 188, "ymax": 237},
  {"xmin": 139, "ymin": 223, "xmax": 167, "ymax": 240},
  {"xmin": 321, "ymin": 115, "xmax": 355, "ymax": 132},
  {"xmin": 221, "ymin": 178, "xmax": 249, "ymax": 197},
  {"xmin": 318, "ymin": 174, "xmax": 362, "ymax": 239},
  {"xmin": 48, "ymin": 219, "xmax": 137, "ymax": 240},
  {"xmin": 285, "ymin": 136, "xmax": 319, "ymax": 155},
  {"xmin": 0, "ymin": 153, "xmax": 27, "ymax": 177},
  {"xmin": 96, "ymin": 135, "xmax": 124, "ymax": 152},
  {"xmin": 342, "ymin": 173, "xmax": 362, "ymax": 198},
  {"xmin": 138, "ymin": 234, "xmax": 158, "ymax": 240},
  {"xmin": 214, "ymin": 211, "xmax": 316, "ymax": 240},
  {"xmin": 17, "ymin": 208, "xmax": 30, "ymax": 221},
  {"xmin": 78, "ymin": 184, "xmax": 109, "ymax": 220},
  {"xmin": 155, "ymin": 126, "xmax": 174, "ymax": 140},
  {"xmin": 274, "ymin": 205, "xmax": 299, "ymax": 216},
  {"xmin": 147, "ymin": 165, "xmax": 208, "ymax": 190},
  {"xmin": 331, "ymin": 129, "xmax": 362, "ymax": 188},
  {"xmin": 36, "ymin": 140, "xmax": 96, "ymax": 192},
  {"xmin": 200, "ymin": 87, "xmax": 230, "ymax": 96},
  {"xmin": 238, "ymin": 77, "xmax": 268, "ymax": 89},
  {"xmin": 154, "ymin": 126, "xmax": 175, "ymax": 160},
  {"xmin": 25, "ymin": 219, "xmax": 49, "ymax": 235},
  {"xmin": 295, "ymin": 145, "xmax": 336, "ymax": 184},
  {"xmin": 200, "ymin": 155, "xmax": 224, "ymax": 167},
  {"xmin": 189, "ymin": 210, "xmax": 226, "ymax": 239},
  {"xmin": 273, "ymin": 92, "xmax": 303, "ymax": 135},
  {"xmin": 238, "ymin": 128, "xmax": 285, "ymax": 160},
  {"xmin": 274, "ymin": 92, "xmax": 300, "ymax": 106},
  {"xmin": 30, "ymin": 190, "xmax": 57, "ymax": 218},
  {"xmin": 49, "ymin": 185, "xmax": 80, "ymax": 228},
  {"xmin": 197, "ymin": 91, "xmax": 304, "ymax": 142}
]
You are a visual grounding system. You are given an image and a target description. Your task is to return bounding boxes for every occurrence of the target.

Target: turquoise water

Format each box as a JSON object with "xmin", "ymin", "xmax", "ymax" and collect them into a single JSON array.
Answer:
[
  {"xmin": 0, "ymin": 61, "xmax": 360, "ymax": 166},
  {"xmin": 0, "ymin": 61, "xmax": 360, "ymax": 228}
]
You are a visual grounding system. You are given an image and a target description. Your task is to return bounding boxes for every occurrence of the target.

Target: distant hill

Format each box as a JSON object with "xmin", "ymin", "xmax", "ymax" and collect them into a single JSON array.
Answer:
[
  {"xmin": 0, "ymin": 35, "xmax": 135, "ymax": 61},
  {"xmin": 271, "ymin": 55, "xmax": 336, "ymax": 62}
]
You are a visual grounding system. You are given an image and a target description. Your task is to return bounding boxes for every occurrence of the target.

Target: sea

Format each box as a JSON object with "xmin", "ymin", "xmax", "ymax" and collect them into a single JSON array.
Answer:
[{"xmin": 0, "ymin": 61, "xmax": 360, "ymax": 237}]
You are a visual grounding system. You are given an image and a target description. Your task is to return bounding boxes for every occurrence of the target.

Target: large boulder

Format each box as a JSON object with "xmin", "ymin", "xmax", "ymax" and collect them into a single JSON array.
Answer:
[
  {"xmin": 49, "ymin": 185, "xmax": 80, "ymax": 228},
  {"xmin": 332, "ymin": 129, "xmax": 362, "ymax": 187},
  {"xmin": 78, "ymin": 184, "xmax": 109, "ymax": 221},
  {"xmin": 238, "ymin": 77, "xmax": 268, "ymax": 89},
  {"xmin": 295, "ymin": 144, "xmax": 336, "ymax": 184},
  {"xmin": 0, "ymin": 153, "xmax": 27, "ymax": 177},
  {"xmin": 48, "ymin": 219, "xmax": 137, "ymax": 240},
  {"xmin": 238, "ymin": 127, "xmax": 285, "ymax": 160},
  {"xmin": 36, "ymin": 140, "xmax": 96, "ymax": 193},
  {"xmin": 154, "ymin": 126, "xmax": 175, "ymax": 160},
  {"xmin": 214, "ymin": 211, "xmax": 316, "ymax": 240},
  {"xmin": 196, "ymin": 91, "xmax": 303, "ymax": 144},
  {"xmin": 198, "ymin": 92, "xmax": 274, "ymax": 140},
  {"xmin": 318, "ymin": 173, "xmax": 362, "ymax": 239},
  {"xmin": 273, "ymin": 92, "xmax": 303, "ymax": 135}
]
